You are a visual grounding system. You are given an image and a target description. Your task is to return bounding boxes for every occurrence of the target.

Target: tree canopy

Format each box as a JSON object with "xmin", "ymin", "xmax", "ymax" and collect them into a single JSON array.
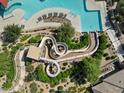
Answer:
[
  {"xmin": 3, "ymin": 24, "xmax": 22, "ymax": 43},
  {"xmin": 81, "ymin": 57, "xmax": 100, "ymax": 83},
  {"xmin": 54, "ymin": 23, "xmax": 89, "ymax": 49},
  {"xmin": 54, "ymin": 23, "xmax": 75, "ymax": 43}
]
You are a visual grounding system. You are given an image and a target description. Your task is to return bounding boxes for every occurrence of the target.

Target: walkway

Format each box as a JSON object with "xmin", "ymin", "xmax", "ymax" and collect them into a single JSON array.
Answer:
[
  {"xmin": 9, "ymin": 49, "xmax": 26, "ymax": 93},
  {"xmin": 106, "ymin": 29, "xmax": 124, "ymax": 62}
]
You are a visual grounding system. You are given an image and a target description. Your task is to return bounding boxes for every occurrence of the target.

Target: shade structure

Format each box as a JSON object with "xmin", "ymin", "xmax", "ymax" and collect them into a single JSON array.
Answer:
[{"xmin": 0, "ymin": 0, "xmax": 8, "ymax": 8}]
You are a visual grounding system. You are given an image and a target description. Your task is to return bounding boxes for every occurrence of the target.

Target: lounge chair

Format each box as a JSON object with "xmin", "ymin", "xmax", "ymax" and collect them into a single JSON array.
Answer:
[
  {"xmin": 42, "ymin": 14, "xmax": 47, "ymax": 19},
  {"xmin": 48, "ymin": 13, "xmax": 52, "ymax": 18},
  {"xmin": 58, "ymin": 13, "xmax": 64, "ymax": 18},
  {"xmin": 37, "ymin": 17, "xmax": 42, "ymax": 21},
  {"xmin": 53, "ymin": 12, "xmax": 58, "ymax": 17}
]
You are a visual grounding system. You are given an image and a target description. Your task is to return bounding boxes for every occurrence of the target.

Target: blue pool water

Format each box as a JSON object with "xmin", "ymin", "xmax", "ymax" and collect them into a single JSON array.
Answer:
[{"xmin": 3, "ymin": 0, "xmax": 103, "ymax": 32}]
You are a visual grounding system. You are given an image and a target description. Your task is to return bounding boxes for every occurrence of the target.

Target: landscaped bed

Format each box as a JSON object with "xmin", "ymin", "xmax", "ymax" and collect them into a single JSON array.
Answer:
[{"xmin": 0, "ymin": 51, "xmax": 15, "ymax": 90}]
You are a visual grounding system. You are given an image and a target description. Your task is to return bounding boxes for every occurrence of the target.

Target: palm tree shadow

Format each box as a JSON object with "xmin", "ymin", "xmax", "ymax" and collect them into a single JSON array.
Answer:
[
  {"xmin": 0, "ymin": 6, "xmax": 5, "ymax": 17},
  {"xmin": 117, "ymin": 44, "xmax": 124, "ymax": 55}
]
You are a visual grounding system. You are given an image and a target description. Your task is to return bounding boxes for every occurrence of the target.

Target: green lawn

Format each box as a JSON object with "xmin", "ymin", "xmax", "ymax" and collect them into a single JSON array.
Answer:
[
  {"xmin": 0, "ymin": 43, "xmax": 23, "ymax": 90},
  {"xmin": 20, "ymin": 35, "xmax": 31, "ymax": 42},
  {"xmin": 0, "ymin": 52, "xmax": 15, "ymax": 90},
  {"xmin": 28, "ymin": 35, "xmax": 42, "ymax": 44}
]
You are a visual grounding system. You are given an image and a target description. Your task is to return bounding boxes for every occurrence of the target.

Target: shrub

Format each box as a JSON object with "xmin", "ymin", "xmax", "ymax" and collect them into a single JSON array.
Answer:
[
  {"xmin": 20, "ymin": 35, "xmax": 31, "ymax": 42},
  {"xmin": 49, "ymin": 89, "xmax": 55, "ymax": 93},
  {"xmin": 111, "ymin": 55, "xmax": 116, "ymax": 59},
  {"xmin": 106, "ymin": 56, "xmax": 111, "ymax": 60},
  {"xmin": 25, "ymin": 73, "xmax": 34, "ymax": 82},
  {"xmin": 103, "ymin": 53, "xmax": 109, "ymax": 57},
  {"xmin": 28, "ymin": 35, "xmax": 41, "ymax": 43},
  {"xmin": 57, "ymin": 86, "xmax": 63, "ymax": 91},
  {"xmin": 63, "ymin": 62, "xmax": 68, "ymax": 66},
  {"xmin": 30, "ymin": 82, "xmax": 37, "ymax": 93},
  {"xmin": 2, "ymin": 79, "xmax": 12, "ymax": 90}
]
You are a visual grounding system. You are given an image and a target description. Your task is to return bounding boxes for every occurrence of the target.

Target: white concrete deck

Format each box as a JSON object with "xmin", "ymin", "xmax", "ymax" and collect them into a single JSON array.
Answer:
[
  {"xmin": 106, "ymin": 29, "xmax": 124, "ymax": 62},
  {"xmin": 0, "ymin": 9, "xmax": 24, "ymax": 32},
  {"xmin": 24, "ymin": 8, "xmax": 81, "ymax": 32}
]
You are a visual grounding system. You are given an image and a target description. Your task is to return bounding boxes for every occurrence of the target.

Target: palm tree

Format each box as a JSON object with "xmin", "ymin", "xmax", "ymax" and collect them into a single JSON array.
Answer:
[{"xmin": 2, "ymin": 24, "xmax": 22, "ymax": 43}]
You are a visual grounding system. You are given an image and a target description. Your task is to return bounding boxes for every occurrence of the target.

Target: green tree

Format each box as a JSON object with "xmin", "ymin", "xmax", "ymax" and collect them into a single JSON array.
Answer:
[
  {"xmin": 81, "ymin": 57, "xmax": 100, "ymax": 83},
  {"xmin": 3, "ymin": 24, "xmax": 22, "ymax": 43},
  {"xmin": 30, "ymin": 82, "xmax": 37, "ymax": 93},
  {"xmin": 93, "ymin": 33, "xmax": 108, "ymax": 59},
  {"xmin": 2, "ymin": 80, "xmax": 12, "ymax": 90},
  {"xmin": 25, "ymin": 73, "xmax": 34, "ymax": 82},
  {"xmin": 54, "ymin": 23, "xmax": 75, "ymax": 43},
  {"xmin": 116, "ymin": 0, "xmax": 124, "ymax": 21}
]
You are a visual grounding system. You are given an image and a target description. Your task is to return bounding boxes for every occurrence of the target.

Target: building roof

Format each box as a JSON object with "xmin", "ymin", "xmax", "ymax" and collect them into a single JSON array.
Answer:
[
  {"xmin": 92, "ymin": 69, "xmax": 124, "ymax": 93},
  {"xmin": 92, "ymin": 82, "xmax": 124, "ymax": 93},
  {"xmin": 0, "ymin": 0, "xmax": 8, "ymax": 8},
  {"xmin": 26, "ymin": 46, "xmax": 41, "ymax": 61}
]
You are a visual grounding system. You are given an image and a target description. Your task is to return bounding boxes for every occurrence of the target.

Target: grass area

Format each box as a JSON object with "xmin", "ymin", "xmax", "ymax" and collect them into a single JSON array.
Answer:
[
  {"xmin": 20, "ymin": 35, "xmax": 31, "ymax": 42},
  {"xmin": 0, "ymin": 51, "xmax": 15, "ymax": 90},
  {"xmin": 0, "ymin": 24, "xmax": 24, "ymax": 90},
  {"xmin": 0, "ymin": 43, "xmax": 24, "ymax": 90},
  {"xmin": 28, "ymin": 35, "xmax": 42, "ymax": 44}
]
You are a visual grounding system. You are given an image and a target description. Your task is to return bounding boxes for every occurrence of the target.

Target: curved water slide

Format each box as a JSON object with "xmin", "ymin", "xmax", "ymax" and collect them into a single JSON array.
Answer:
[
  {"xmin": 39, "ymin": 32, "xmax": 99, "ymax": 62},
  {"xmin": 39, "ymin": 35, "xmax": 68, "ymax": 56},
  {"xmin": 57, "ymin": 32, "xmax": 99, "ymax": 62}
]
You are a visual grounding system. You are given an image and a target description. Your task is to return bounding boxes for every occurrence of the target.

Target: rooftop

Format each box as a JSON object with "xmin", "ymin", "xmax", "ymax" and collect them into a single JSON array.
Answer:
[
  {"xmin": 92, "ymin": 69, "xmax": 124, "ymax": 93},
  {"xmin": 26, "ymin": 45, "xmax": 41, "ymax": 61}
]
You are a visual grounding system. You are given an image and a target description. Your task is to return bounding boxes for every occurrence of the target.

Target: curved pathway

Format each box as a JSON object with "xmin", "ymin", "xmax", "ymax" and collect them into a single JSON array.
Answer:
[
  {"xmin": 0, "ymin": 48, "xmax": 26, "ymax": 93},
  {"xmin": 9, "ymin": 49, "xmax": 26, "ymax": 93}
]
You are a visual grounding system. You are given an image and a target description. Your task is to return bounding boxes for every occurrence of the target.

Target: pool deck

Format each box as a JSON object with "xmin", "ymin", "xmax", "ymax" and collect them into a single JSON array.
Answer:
[
  {"xmin": 0, "ymin": 9, "xmax": 24, "ymax": 32},
  {"xmin": 0, "ymin": 0, "xmax": 107, "ymax": 33},
  {"xmin": 24, "ymin": 8, "xmax": 82, "ymax": 32}
]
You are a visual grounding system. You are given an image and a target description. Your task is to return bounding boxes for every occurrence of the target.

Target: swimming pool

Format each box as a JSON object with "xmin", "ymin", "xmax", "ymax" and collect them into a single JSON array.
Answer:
[{"xmin": 4, "ymin": 0, "xmax": 103, "ymax": 32}]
